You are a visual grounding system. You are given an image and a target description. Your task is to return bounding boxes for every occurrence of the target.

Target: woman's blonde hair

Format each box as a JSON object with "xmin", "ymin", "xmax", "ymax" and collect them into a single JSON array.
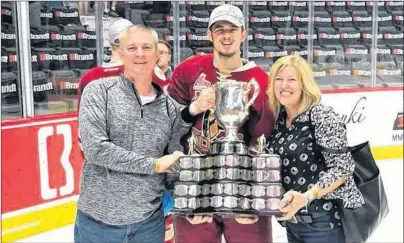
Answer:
[{"xmin": 266, "ymin": 55, "xmax": 321, "ymax": 123}]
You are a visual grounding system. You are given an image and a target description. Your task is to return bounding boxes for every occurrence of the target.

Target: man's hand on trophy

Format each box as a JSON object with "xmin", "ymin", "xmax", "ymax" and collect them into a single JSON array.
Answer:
[
  {"xmin": 189, "ymin": 87, "xmax": 215, "ymax": 116},
  {"xmin": 235, "ymin": 215, "xmax": 259, "ymax": 224},
  {"xmin": 186, "ymin": 215, "xmax": 213, "ymax": 225},
  {"xmin": 154, "ymin": 151, "xmax": 184, "ymax": 173}
]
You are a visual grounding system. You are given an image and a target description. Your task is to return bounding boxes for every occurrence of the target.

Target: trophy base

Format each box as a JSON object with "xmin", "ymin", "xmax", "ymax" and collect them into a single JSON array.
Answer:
[
  {"xmin": 211, "ymin": 141, "xmax": 248, "ymax": 155},
  {"xmin": 171, "ymin": 209, "xmax": 283, "ymax": 217}
]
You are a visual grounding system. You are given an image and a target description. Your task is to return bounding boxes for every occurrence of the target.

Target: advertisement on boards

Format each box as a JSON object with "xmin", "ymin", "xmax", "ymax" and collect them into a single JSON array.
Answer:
[
  {"xmin": 392, "ymin": 112, "xmax": 404, "ymax": 142},
  {"xmin": 322, "ymin": 92, "xmax": 370, "ymax": 146},
  {"xmin": 1, "ymin": 118, "xmax": 82, "ymax": 214},
  {"xmin": 322, "ymin": 90, "xmax": 403, "ymax": 147}
]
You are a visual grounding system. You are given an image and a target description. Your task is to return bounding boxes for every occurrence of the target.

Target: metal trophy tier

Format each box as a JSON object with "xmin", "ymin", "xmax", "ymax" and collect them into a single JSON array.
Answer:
[{"xmin": 172, "ymin": 78, "xmax": 284, "ymax": 217}]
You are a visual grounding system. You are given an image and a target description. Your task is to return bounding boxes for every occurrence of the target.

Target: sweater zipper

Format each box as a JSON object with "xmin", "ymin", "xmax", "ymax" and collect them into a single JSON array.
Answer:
[
  {"xmin": 131, "ymin": 83, "xmax": 162, "ymax": 119},
  {"xmin": 131, "ymin": 85, "xmax": 158, "ymax": 118},
  {"xmin": 132, "ymin": 84, "xmax": 144, "ymax": 118}
]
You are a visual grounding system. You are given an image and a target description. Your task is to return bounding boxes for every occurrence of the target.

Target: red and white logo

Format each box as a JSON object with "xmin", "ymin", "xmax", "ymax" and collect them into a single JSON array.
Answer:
[
  {"xmin": 393, "ymin": 113, "xmax": 403, "ymax": 130},
  {"xmin": 55, "ymin": 11, "xmax": 78, "ymax": 18},
  {"xmin": 38, "ymin": 125, "xmax": 74, "ymax": 200},
  {"xmin": 1, "ymin": 8, "xmax": 11, "ymax": 16},
  {"xmin": 39, "ymin": 53, "xmax": 68, "ymax": 61},
  {"xmin": 188, "ymin": 34, "xmax": 207, "ymax": 41},
  {"xmin": 327, "ymin": 1, "xmax": 346, "ymax": 6},
  {"xmin": 392, "ymin": 49, "xmax": 403, "ymax": 55},
  {"xmin": 193, "ymin": 73, "xmax": 212, "ymax": 91},
  {"xmin": 345, "ymin": 48, "xmax": 368, "ymax": 55},
  {"xmin": 69, "ymin": 53, "xmax": 94, "ymax": 61},
  {"xmin": 395, "ymin": 16, "xmax": 404, "ymax": 21},
  {"xmin": 8, "ymin": 55, "xmax": 17, "ymax": 63},
  {"xmin": 271, "ymin": 16, "xmax": 290, "ymax": 22},
  {"xmin": 353, "ymin": 16, "xmax": 372, "ymax": 21},
  {"xmin": 60, "ymin": 81, "xmax": 78, "ymax": 90},
  {"xmin": 268, "ymin": 1, "xmax": 287, "ymax": 6}
]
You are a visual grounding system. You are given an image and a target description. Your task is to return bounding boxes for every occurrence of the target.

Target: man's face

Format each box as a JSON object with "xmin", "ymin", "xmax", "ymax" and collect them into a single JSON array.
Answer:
[
  {"xmin": 207, "ymin": 20, "xmax": 246, "ymax": 58},
  {"xmin": 119, "ymin": 29, "xmax": 158, "ymax": 75},
  {"xmin": 157, "ymin": 43, "xmax": 171, "ymax": 68}
]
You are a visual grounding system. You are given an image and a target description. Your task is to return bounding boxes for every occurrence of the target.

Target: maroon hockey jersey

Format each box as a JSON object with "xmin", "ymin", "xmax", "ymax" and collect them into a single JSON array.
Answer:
[{"xmin": 168, "ymin": 54, "xmax": 274, "ymax": 154}]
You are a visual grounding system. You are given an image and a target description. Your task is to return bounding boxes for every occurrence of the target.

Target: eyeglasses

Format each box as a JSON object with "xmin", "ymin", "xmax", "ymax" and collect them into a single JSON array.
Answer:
[{"xmin": 158, "ymin": 51, "xmax": 170, "ymax": 55}]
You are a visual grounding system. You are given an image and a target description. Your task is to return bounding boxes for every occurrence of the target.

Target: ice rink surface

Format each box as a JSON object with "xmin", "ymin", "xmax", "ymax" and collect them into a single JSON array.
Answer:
[{"xmin": 17, "ymin": 159, "xmax": 403, "ymax": 243}]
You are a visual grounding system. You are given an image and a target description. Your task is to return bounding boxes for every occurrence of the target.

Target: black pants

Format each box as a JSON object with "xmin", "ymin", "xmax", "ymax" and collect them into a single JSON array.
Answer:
[{"xmin": 285, "ymin": 213, "xmax": 345, "ymax": 243}]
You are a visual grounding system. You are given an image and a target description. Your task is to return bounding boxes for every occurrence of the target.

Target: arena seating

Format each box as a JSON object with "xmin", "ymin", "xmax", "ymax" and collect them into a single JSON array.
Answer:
[
  {"xmin": 1, "ymin": 0, "xmax": 403, "ymax": 114},
  {"xmin": 98, "ymin": 1, "xmax": 404, "ymax": 86}
]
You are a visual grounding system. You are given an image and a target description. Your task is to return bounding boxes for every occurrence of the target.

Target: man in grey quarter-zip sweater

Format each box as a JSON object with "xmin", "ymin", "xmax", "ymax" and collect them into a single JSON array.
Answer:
[{"xmin": 75, "ymin": 25, "xmax": 191, "ymax": 243}]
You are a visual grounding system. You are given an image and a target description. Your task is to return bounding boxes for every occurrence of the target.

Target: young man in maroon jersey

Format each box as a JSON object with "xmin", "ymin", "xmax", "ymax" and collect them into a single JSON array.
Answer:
[{"xmin": 168, "ymin": 4, "xmax": 274, "ymax": 243}]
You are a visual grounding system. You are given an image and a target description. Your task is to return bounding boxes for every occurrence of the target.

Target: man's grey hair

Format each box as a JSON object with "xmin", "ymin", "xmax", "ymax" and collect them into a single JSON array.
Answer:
[{"xmin": 119, "ymin": 25, "xmax": 159, "ymax": 49}]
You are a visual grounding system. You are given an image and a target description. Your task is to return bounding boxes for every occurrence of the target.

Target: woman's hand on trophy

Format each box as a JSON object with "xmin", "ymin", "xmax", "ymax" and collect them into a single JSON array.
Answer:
[
  {"xmin": 154, "ymin": 151, "xmax": 184, "ymax": 173},
  {"xmin": 189, "ymin": 87, "xmax": 215, "ymax": 116},
  {"xmin": 235, "ymin": 215, "xmax": 259, "ymax": 224},
  {"xmin": 276, "ymin": 190, "xmax": 308, "ymax": 221},
  {"xmin": 186, "ymin": 215, "xmax": 213, "ymax": 225}
]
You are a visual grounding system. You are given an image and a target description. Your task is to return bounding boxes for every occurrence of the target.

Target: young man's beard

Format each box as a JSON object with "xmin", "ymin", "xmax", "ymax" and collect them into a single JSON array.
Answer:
[
  {"xmin": 214, "ymin": 46, "xmax": 239, "ymax": 58},
  {"xmin": 211, "ymin": 36, "xmax": 241, "ymax": 58}
]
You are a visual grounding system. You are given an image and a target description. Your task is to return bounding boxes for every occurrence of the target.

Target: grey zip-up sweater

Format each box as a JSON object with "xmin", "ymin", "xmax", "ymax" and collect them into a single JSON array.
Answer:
[{"xmin": 78, "ymin": 74, "xmax": 190, "ymax": 225}]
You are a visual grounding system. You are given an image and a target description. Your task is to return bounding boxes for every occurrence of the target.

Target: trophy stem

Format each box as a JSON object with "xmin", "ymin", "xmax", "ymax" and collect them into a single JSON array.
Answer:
[{"xmin": 223, "ymin": 127, "xmax": 243, "ymax": 142}]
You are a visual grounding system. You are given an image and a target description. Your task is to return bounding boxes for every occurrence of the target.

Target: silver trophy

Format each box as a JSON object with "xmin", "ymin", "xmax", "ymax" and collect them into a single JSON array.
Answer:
[
  {"xmin": 210, "ymin": 78, "xmax": 260, "ymax": 155},
  {"xmin": 172, "ymin": 79, "xmax": 285, "ymax": 217}
]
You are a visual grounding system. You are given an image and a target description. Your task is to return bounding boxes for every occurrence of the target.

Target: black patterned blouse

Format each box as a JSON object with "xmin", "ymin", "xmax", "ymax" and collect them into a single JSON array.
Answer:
[{"xmin": 267, "ymin": 104, "xmax": 364, "ymax": 228}]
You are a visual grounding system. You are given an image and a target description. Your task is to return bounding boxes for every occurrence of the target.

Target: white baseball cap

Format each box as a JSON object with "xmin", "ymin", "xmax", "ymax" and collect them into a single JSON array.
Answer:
[
  {"xmin": 208, "ymin": 4, "xmax": 245, "ymax": 29},
  {"xmin": 108, "ymin": 18, "xmax": 134, "ymax": 46}
]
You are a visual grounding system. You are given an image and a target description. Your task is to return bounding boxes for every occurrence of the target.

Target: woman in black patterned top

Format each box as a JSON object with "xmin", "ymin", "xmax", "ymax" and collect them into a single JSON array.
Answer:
[{"xmin": 266, "ymin": 55, "xmax": 364, "ymax": 243}]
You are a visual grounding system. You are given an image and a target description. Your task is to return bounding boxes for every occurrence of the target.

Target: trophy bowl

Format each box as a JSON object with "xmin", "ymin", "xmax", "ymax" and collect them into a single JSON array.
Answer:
[{"xmin": 213, "ymin": 78, "xmax": 260, "ymax": 142}]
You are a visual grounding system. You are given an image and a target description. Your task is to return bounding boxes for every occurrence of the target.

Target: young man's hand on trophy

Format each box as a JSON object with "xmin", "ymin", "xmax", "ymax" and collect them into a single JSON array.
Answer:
[
  {"xmin": 186, "ymin": 215, "xmax": 213, "ymax": 225},
  {"xmin": 235, "ymin": 215, "xmax": 259, "ymax": 224},
  {"xmin": 154, "ymin": 151, "xmax": 184, "ymax": 173},
  {"xmin": 189, "ymin": 87, "xmax": 216, "ymax": 116},
  {"xmin": 186, "ymin": 215, "xmax": 258, "ymax": 225}
]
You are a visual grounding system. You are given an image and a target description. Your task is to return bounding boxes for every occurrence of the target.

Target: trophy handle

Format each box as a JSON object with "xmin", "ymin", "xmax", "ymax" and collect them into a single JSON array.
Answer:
[
  {"xmin": 212, "ymin": 82, "xmax": 219, "ymax": 110},
  {"xmin": 245, "ymin": 78, "xmax": 260, "ymax": 109}
]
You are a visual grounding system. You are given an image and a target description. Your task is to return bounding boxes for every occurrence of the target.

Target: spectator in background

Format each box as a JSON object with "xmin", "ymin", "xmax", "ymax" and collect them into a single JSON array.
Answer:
[
  {"xmin": 104, "ymin": 1, "xmax": 119, "ymax": 17},
  {"xmin": 157, "ymin": 40, "xmax": 173, "ymax": 79},
  {"xmin": 78, "ymin": 1, "xmax": 88, "ymax": 16},
  {"xmin": 77, "ymin": 18, "xmax": 133, "ymax": 108},
  {"xmin": 77, "ymin": 18, "xmax": 168, "ymax": 108},
  {"xmin": 76, "ymin": 24, "xmax": 190, "ymax": 243}
]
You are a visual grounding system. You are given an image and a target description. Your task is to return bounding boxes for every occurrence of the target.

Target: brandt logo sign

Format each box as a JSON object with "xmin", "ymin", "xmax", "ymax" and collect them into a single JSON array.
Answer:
[{"xmin": 60, "ymin": 81, "xmax": 78, "ymax": 90}]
